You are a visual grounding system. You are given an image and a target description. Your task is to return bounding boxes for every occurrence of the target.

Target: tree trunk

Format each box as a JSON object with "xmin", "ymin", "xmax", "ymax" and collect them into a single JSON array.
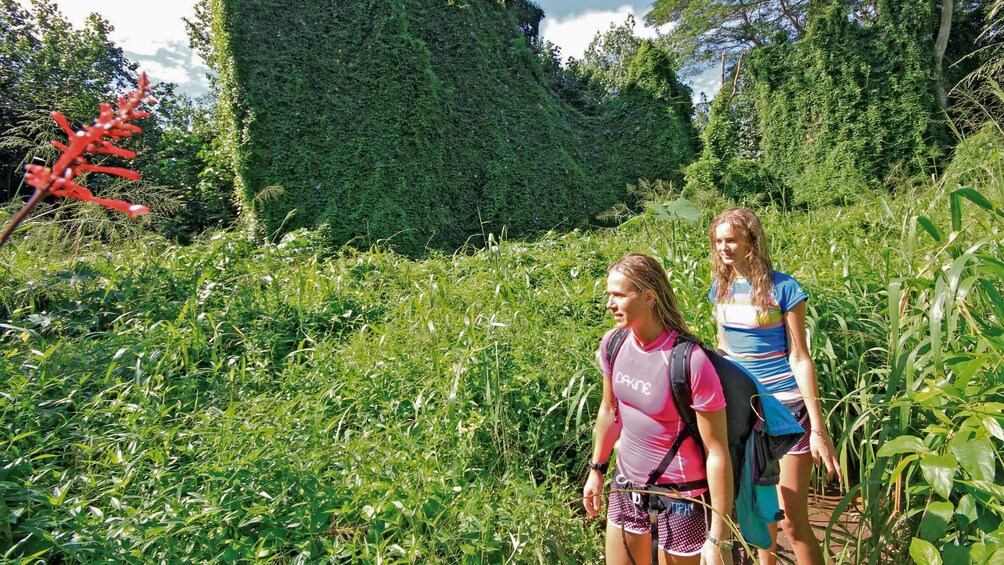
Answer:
[{"xmin": 934, "ymin": 0, "xmax": 954, "ymax": 109}]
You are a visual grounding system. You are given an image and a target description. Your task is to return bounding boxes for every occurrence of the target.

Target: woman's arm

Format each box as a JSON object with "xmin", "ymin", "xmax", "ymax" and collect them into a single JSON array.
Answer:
[
  {"xmin": 784, "ymin": 301, "xmax": 841, "ymax": 481},
  {"xmin": 696, "ymin": 407, "xmax": 734, "ymax": 565},
  {"xmin": 582, "ymin": 373, "xmax": 621, "ymax": 517}
]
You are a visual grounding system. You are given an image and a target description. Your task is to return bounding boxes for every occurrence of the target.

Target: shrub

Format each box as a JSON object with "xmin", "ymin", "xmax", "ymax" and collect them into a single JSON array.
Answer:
[{"xmin": 683, "ymin": 156, "xmax": 791, "ymax": 207}]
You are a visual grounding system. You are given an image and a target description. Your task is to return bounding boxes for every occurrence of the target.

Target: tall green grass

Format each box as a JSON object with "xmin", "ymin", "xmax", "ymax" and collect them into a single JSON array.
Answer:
[{"xmin": 1, "ymin": 136, "xmax": 1002, "ymax": 562}]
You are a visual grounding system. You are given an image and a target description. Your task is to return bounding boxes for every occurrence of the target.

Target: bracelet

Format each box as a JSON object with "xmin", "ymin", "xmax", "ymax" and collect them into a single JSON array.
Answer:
[
  {"xmin": 586, "ymin": 460, "xmax": 609, "ymax": 474},
  {"xmin": 706, "ymin": 533, "xmax": 734, "ymax": 550},
  {"xmin": 810, "ymin": 429, "xmax": 827, "ymax": 436}
]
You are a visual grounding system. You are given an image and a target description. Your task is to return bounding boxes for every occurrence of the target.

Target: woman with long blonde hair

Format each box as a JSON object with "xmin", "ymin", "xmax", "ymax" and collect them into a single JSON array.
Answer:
[
  {"xmin": 583, "ymin": 253, "xmax": 734, "ymax": 565},
  {"xmin": 708, "ymin": 208, "xmax": 840, "ymax": 565}
]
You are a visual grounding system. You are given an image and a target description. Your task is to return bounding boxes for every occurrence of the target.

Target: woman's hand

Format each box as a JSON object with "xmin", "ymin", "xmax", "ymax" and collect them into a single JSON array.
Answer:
[
  {"xmin": 810, "ymin": 430, "xmax": 842, "ymax": 484},
  {"xmin": 700, "ymin": 540, "xmax": 735, "ymax": 565},
  {"xmin": 582, "ymin": 469, "xmax": 604, "ymax": 517}
]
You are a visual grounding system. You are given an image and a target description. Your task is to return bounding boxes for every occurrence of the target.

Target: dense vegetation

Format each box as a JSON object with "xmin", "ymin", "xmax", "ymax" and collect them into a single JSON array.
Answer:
[
  {"xmin": 210, "ymin": 0, "xmax": 697, "ymax": 254},
  {"xmin": 1, "ymin": 0, "xmax": 1003, "ymax": 562},
  {"xmin": 2, "ymin": 145, "xmax": 1002, "ymax": 561},
  {"xmin": 678, "ymin": 0, "xmax": 1000, "ymax": 209}
]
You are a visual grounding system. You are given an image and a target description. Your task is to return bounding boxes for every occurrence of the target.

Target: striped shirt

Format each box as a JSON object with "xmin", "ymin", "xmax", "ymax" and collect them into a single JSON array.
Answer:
[{"xmin": 709, "ymin": 271, "xmax": 808, "ymax": 398}]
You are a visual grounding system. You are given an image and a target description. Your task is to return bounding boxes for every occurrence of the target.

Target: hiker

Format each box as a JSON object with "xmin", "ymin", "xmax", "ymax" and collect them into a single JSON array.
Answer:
[
  {"xmin": 582, "ymin": 253, "xmax": 735, "ymax": 565},
  {"xmin": 707, "ymin": 207, "xmax": 842, "ymax": 565}
]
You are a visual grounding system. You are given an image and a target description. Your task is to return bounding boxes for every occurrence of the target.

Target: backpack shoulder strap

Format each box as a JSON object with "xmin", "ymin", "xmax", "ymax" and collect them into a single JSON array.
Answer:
[
  {"xmin": 645, "ymin": 333, "xmax": 707, "ymax": 486},
  {"xmin": 604, "ymin": 328, "xmax": 630, "ymax": 374},
  {"xmin": 669, "ymin": 333, "xmax": 700, "ymax": 437}
]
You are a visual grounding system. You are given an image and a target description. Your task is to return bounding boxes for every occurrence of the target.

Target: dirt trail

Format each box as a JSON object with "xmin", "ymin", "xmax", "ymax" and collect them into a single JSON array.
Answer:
[{"xmin": 738, "ymin": 487, "xmax": 861, "ymax": 564}]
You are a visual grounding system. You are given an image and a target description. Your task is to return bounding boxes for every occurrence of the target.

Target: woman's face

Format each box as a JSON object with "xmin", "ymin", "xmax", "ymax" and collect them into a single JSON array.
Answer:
[
  {"xmin": 713, "ymin": 221, "xmax": 750, "ymax": 273},
  {"xmin": 606, "ymin": 269, "xmax": 653, "ymax": 329}
]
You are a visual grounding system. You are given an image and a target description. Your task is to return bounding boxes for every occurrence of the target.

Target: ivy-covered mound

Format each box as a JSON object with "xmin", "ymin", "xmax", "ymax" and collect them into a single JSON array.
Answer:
[
  {"xmin": 212, "ymin": 0, "xmax": 696, "ymax": 253},
  {"xmin": 743, "ymin": 1, "xmax": 948, "ymax": 206},
  {"xmin": 683, "ymin": 0, "xmax": 952, "ymax": 209}
]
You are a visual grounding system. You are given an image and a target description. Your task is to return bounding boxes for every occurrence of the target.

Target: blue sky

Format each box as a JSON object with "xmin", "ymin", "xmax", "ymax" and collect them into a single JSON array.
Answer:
[{"xmin": 18, "ymin": 0, "xmax": 717, "ymax": 100}]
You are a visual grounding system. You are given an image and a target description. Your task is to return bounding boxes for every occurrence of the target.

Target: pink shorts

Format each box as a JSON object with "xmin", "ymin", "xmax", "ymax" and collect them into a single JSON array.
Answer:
[{"xmin": 607, "ymin": 474, "xmax": 711, "ymax": 556}]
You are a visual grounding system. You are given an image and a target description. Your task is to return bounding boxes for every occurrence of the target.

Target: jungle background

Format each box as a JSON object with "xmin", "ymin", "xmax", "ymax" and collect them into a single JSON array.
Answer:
[{"xmin": 1, "ymin": 0, "xmax": 1002, "ymax": 562}]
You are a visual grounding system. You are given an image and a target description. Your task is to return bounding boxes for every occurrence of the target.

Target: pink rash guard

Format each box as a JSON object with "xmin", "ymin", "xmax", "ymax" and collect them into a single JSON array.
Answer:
[{"xmin": 597, "ymin": 328, "xmax": 726, "ymax": 496}]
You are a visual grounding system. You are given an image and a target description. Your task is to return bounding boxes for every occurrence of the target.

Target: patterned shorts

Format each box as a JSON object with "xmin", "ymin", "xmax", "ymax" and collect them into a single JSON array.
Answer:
[
  {"xmin": 607, "ymin": 474, "xmax": 711, "ymax": 556},
  {"xmin": 780, "ymin": 396, "xmax": 811, "ymax": 455}
]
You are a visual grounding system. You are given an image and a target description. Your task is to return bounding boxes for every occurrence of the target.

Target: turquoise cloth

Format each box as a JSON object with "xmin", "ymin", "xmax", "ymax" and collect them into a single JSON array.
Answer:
[{"xmin": 735, "ymin": 377, "xmax": 805, "ymax": 549}]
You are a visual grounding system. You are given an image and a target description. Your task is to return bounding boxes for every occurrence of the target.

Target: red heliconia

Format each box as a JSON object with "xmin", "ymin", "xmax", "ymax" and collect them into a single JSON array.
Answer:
[{"xmin": 0, "ymin": 73, "xmax": 156, "ymax": 247}]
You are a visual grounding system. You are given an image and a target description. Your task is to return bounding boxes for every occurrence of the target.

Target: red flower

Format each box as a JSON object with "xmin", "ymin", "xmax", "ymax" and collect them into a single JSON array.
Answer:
[{"xmin": 0, "ymin": 73, "xmax": 156, "ymax": 246}]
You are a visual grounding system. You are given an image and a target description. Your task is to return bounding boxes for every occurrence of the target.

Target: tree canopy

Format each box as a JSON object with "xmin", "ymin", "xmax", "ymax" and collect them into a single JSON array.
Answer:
[{"xmin": 644, "ymin": 0, "xmax": 812, "ymax": 68}]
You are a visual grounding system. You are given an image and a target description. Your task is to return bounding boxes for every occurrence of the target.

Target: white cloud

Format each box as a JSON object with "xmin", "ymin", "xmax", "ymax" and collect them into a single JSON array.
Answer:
[
  {"xmin": 689, "ymin": 68, "xmax": 722, "ymax": 99},
  {"xmin": 540, "ymin": 4, "xmax": 671, "ymax": 62},
  {"xmin": 18, "ymin": 0, "xmax": 197, "ymax": 54}
]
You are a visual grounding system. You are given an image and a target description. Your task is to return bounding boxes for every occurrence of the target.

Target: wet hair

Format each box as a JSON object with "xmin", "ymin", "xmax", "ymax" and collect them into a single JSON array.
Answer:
[
  {"xmin": 708, "ymin": 207, "xmax": 775, "ymax": 314},
  {"xmin": 608, "ymin": 253, "xmax": 689, "ymax": 334}
]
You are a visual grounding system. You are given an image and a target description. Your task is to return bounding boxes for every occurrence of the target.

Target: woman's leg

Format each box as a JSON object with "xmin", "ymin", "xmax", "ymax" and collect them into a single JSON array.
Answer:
[
  {"xmin": 605, "ymin": 521, "xmax": 702, "ymax": 565},
  {"xmin": 756, "ymin": 522, "xmax": 779, "ymax": 565},
  {"xmin": 605, "ymin": 520, "xmax": 651, "ymax": 565},
  {"xmin": 776, "ymin": 452, "xmax": 824, "ymax": 565}
]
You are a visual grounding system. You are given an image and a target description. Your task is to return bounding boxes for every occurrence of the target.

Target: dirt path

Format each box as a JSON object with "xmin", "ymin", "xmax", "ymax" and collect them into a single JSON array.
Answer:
[{"xmin": 737, "ymin": 488, "xmax": 861, "ymax": 564}]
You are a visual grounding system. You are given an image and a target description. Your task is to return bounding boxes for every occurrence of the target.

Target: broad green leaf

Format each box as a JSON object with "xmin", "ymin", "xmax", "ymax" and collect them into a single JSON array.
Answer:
[
  {"xmin": 945, "ymin": 354, "xmax": 988, "ymax": 389},
  {"xmin": 950, "ymin": 190, "xmax": 963, "ymax": 232},
  {"xmin": 878, "ymin": 435, "xmax": 933, "ymax": 457},
  {"xmin": 951, "ymin": 438, "xmax": 995, "ymax": 482},
  {"xmin": 916, "ymin": 216, "xmax": 943, "ymax": 242},
  {"xmin": 919, "ymin": 500, "xmax": 953, "ymax": 542},
  {"xmin": 910, "ymin": 537, "xmax": 942, "ymax": 565},
  {"xmin": 970, "ymin": 542, "xmax": 988, "ymax": 563},
  {"xmin": 619, "ymin": 215, "xmax": 645, "ymax": 228},
  {"xmin": 661, "ymin": 197, "xmax": 701, "ymax": 223},
  {"xmin": 920, "ymin": 455, "xmax": 957, "ymax": 499},
  {"xmin": 984, "ymin": 416, "xmax": 1004, "ymax": 442},
  {"xmin": 953, "ymin": 187, "xmax": 996, "ymax": 212},
  {"xmin": 890, "ymin": 454, "xmax": 920, "ymax": 482},
  {"xmin": 957, "ymin": 494, "xmax": 978, "ymax": 525},
  {"xmin": 970, "ymin": 480, "xmax": 1004, "ymax": 499},
  {"xmin": 941, "ymin": 544, "xmax": 970, "ymax": 564}
]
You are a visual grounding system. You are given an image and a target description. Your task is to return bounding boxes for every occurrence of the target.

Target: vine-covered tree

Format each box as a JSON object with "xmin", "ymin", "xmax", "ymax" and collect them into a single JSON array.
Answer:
[
  {"xmin": 210, "ymin": 0, "xmax": 698, "ymax": 253},
  {"xmin": 578, "ymin": 15, "xmax": 645, "ymax": 99}
]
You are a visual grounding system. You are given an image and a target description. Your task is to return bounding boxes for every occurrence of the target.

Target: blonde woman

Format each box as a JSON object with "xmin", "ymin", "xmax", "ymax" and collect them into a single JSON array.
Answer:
[
  {"xmin": 708, "ymin": 208, "xmax": 841, "ymax": 564},
  {"xmin": 583, "ymin": 253, "xmax": 734, "ymax": 565}
]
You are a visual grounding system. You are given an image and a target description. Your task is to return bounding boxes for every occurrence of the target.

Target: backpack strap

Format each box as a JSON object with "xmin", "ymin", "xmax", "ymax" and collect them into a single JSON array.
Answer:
[
  {"xmin": 604, "ymin": 328, "xmax": 630, "ymax": 374},
  {"xmin": 671, "ymin": 334, "xmax": 706, "ymax": 460},
  {"xmin": 644, "ymin": 334, "xmax": 708, "ymax": 489}
]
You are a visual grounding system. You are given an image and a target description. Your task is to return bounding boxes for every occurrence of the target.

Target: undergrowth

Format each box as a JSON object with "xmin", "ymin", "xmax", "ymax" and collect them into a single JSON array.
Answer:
[{"xmin": 1, "ymin": 160, "xmax": 1002, "ymax": 562}]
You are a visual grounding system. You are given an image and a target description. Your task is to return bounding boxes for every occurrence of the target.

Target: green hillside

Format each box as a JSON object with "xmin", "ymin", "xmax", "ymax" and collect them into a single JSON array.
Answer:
[{"xmin": 211, "ymin": 0, "xmax": 696, "ymax": 254}]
